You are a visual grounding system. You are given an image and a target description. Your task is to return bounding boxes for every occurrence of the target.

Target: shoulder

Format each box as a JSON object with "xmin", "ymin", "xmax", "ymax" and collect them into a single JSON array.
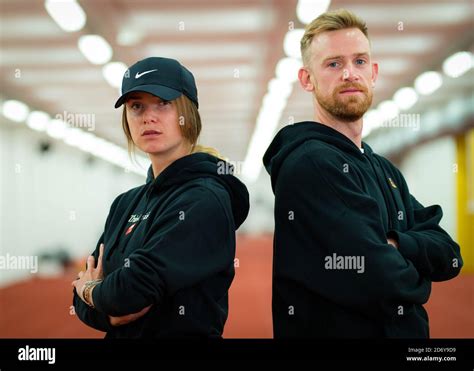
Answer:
[
  {"xmin": 163, "ymin": 178, "xmax": 228, "ymax": 214},
  {"xmin": 280, "ymin": 140, "xmax": 349, "ymax": 180},
  {"xmin": 110, "ymin": 184, "xmax": 147, "ymax": 210}
]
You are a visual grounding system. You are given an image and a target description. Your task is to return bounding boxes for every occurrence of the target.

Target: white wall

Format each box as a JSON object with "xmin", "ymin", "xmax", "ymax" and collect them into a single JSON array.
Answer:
[
  {"xmin": 399, "ymin": 136, "xmax": 457, "ymax": 239},
  {"xmin": 0, "ymin": 120, "xmax": 145, "ymax": 287}
]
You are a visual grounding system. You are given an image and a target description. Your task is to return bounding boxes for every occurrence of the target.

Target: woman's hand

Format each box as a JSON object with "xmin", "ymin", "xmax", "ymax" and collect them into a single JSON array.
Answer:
[
  {"xmin": 108, "ymin": 305, "xmax": 153, "ymax": 326},
  {"xmin": 72, "ymin": 244, "xmax": 152, "ymax": 324},
  {"xmin": 72, "ymin": 244, "xmax": 105, "ymax": 302},
  {"xmin": 387, "ymin": 238, "xmax": 399, "ymax": 249}
]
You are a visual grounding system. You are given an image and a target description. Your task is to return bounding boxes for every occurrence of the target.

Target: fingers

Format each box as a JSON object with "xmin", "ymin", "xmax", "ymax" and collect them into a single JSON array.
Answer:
[
  {"xmin": 139, "ymin": 305, "xmax": 152, "ymax": 316},
  {"xmin": 109, "ymin": 314, "xmax": 132, "ymax": 326},
  {"xmin": 71, "ymin": 271, "xmax": 84, "ymax": 286},
  {"xmin": 96, "ymin": 244, "xmax": 104, "ymax": 276},
  {"xmin": 98, "ymin": 244, "xmax": 104, "ymax": 267},
  {"xmin": 109, "ymin": 316, "xmax": 119, "ymax": 326},
  {"xmin": 109, "ymin": 305, "xmax": 153, "ymax": 326},
  {"xmin": 86, "ymin": 255, "xmax": 95, "ymax": 271},
  {"xmin": 129, "ymin": 305, "xmax": 152, "ymax": 321}
]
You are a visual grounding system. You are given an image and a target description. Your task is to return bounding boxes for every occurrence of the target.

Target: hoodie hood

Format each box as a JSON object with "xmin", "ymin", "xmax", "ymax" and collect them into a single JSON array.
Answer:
[
  {"xmin": 145, "ymin": 152, "xmax": 249, "ymax": 228},
  {"xmin": 263, "ymin": 121, "xmax": 373, "ymax": 189}
]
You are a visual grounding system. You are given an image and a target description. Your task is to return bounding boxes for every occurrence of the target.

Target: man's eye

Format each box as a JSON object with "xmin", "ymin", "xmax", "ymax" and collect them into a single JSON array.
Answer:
[
  {"xmin": 356, "ymin": 59, "xmax": 366, "ymax": 65},
  {"xmin": 328, "ymin": 62, "xmax": 339, "ymax": 68}
]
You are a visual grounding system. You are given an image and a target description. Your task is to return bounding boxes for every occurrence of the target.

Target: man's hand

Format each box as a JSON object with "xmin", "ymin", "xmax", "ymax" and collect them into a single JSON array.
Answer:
[
  {"xmin": 109, "ymin": 305, "xmax": 152, "ymax": 326},
  {"xmin": 387, "ymin": 238, "xmax": 399, "ymax": 249},
  {"xmin": 72, "ymin": 244, "xmax": 105, "ymax": 302}
]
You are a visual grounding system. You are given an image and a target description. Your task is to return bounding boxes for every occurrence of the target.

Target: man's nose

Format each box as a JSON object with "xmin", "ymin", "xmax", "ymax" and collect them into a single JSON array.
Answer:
[{"xmin": 342, "ymin": 66, "xmax": 359, "ymax": 82}]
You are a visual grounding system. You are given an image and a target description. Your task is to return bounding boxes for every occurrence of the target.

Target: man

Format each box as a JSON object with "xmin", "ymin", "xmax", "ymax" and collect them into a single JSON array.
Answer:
[{"xmin": 263, "ymin": 9, "xmax": 462, "ymax": 338}]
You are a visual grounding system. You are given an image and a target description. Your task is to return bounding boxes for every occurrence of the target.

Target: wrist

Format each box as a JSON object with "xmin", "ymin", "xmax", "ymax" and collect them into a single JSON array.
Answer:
[{"xmin": 82, "ymin": 279, "xmax": 102, "ymax": 308}]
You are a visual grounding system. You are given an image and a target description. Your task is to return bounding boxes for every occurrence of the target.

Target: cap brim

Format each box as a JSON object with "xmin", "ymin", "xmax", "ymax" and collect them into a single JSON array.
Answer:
[{"xmin": 114, "ymin": 85, "xmax": 182, "ymax": 108}]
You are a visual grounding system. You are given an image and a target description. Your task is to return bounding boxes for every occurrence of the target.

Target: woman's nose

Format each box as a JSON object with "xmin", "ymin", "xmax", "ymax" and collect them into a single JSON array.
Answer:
[{"xmin": 143, "ymin": 108, "xmax": 158, "ymax": 124}]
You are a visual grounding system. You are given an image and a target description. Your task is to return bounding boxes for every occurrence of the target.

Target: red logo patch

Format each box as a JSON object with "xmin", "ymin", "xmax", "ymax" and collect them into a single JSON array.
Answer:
[{"xmin": 125, "ymin": 223, "xmax": 136, "ymax": 235}]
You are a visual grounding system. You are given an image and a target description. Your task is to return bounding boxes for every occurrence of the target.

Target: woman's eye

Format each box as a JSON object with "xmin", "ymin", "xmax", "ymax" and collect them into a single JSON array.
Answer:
[
  {"xmin": 130, "ymin": 102, "xmax": 142, "ymax": 110},
  {"xmin": 159, "ymin": 100, "xmax": 171, "ymax": 106}
]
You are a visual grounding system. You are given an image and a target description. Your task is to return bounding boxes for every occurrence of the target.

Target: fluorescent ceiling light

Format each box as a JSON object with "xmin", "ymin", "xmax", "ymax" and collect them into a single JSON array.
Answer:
[
  {"xmin": 44, "ymin": 0, "xmax": 86, "ymax": 32},
  {"xmin": 362, "ymin": 109, "xmax": 382, "ymax": 138},
  {"xmin": 296, "ymin": 0, "xmax": 331, "ymax": 25},
  {"xmin": 393, "ymin": 87, "xmax": 418, "ymax": 111},
  {"xmin": 78, "ymin": 35, "xmax": 113, "ymax": 65},
  {"xmin": 268, "ymin": 78, "xmax": 293, "ymax": 99},
  {"xmin": 47, "ymin": 119, "xmax": 69, "ymax": 139},
  {"xmin": 103, "ymin": 61, "xmax": 128, "ymax": 88},
  {"xmin": 275, "ymin": 57, "xmax": 302, "ymax": 83},
  {"xmin": 242, "ymin": 87, "xmax": 293, "ymax": 182},
  {"xmin": 414, "ymin": 71, "xmax": 443, "ymax": 95},
  {"xmin": 117, "ymin": 29, "xmax": 143, "ymax": 46},
  {"xmin": 27, "ymin": 111, "xmax": 50, "ymax": 131},
  {"xmin": 377, "ymin": 100, "xmax": 399, "ymax": 122},
  {"xmin": 2, "ymin": 100, "xmax": 29, "ymax": 122},
  {"xmin": 283, "ymin": 29, "xmax": 305, "ymax": 59},
  {"xmin": 443, "ymin": 51, "xmax": 473, "ymax": 78}
]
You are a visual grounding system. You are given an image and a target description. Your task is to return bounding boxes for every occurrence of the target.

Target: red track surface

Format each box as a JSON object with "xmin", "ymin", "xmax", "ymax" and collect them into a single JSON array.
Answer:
[{"xmin": 1, "ymin": 235, "xmax": 472, "ymax": 338}]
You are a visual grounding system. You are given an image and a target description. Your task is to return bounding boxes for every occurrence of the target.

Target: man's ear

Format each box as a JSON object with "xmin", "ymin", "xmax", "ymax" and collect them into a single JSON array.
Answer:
[
  {"xmin": 371, "ymin": 62, "xmax": 378, "ymax": 88},
  {"xmin": 298, "ymin": 67, "xmax": 315, "ymax": 92}
]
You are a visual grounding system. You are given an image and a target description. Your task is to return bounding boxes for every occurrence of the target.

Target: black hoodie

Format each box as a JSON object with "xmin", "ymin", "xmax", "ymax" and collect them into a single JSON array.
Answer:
[
  {"xmin": 263, "ymin": 121, "xmax": 463, "ymax": 338},
  {"xmin": 73, "ymin": 152, "xmax": 249, "ymax": 338}
]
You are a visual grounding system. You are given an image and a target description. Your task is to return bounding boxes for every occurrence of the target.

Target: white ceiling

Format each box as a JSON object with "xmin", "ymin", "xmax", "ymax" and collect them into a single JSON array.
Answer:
[{"xmin": 0, "ymin": 0, "xmax": 473, "ymax": 173}]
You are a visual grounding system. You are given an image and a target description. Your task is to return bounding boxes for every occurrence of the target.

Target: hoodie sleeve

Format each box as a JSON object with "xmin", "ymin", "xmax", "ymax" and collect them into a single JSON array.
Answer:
[
  {"xmin": 386, "ymin": 171, "xmax": 463, "ymax": 281},
  {"xmin": 72, "ymin": 194, "xmax": 124, "ymax": 332},
  {"xmin": 273, "ymin": 148, "xmax": 431, "ymax": 320},
  {"xmin": 91, "ymin": 185, "xmax": 234, "ymax": 316},
  {"xmin": 72, "ymin": 233, "xmax": 113, "ymax": 332}
]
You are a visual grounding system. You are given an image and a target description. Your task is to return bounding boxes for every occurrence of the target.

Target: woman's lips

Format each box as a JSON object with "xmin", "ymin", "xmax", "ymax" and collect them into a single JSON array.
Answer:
[{"xmin": 142, "ymin": 130, "xmax": 162, "ymax": 136}]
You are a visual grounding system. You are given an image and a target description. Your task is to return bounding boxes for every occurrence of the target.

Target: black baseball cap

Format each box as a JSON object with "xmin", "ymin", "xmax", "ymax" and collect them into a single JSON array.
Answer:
[{"xmin": 114, "ymin": 57, "xmax": 199, "ymax": 108}]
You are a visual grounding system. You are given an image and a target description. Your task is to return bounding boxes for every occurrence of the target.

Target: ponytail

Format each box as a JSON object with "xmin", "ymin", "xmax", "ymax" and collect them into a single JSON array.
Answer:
[{"xmin": 191, "ymin": 144, "xmax": 225, "ymax": 160}]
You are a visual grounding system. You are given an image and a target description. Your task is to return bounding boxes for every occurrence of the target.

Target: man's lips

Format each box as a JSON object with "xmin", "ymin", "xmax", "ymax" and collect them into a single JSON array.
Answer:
[
  {"xmin": 142, "ymin": 130, "xmax": 162, "ymax": 136},
  {"xmin": 339, "ymin": 88, "xmax": 363, "ymax": 94}
]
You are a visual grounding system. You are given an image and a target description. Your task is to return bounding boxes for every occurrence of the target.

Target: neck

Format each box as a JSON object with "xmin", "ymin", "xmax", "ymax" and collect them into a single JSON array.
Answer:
[
  {"xmin": 149, "ymin": 144, "xmax": 192, "ymax": 179},
  {"xmin": 314, "ymin": 106, "xmax": 363, "ymax": 148}
]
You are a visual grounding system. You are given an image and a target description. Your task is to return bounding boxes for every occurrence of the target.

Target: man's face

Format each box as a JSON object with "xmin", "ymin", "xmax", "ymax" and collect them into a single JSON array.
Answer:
[{"xmin": 305, "ymin": 28, "xmax": 378, "ymax": 122}]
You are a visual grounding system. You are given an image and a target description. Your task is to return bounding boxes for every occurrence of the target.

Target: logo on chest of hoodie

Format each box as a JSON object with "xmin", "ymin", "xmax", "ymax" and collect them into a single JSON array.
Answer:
[
  {"xmin": 388, "ymin": 177, "xmax": 398, "ymax": 189},
  {"xmin": 125, "ymin": 212, "xmax": 150, "ymax": 235}
]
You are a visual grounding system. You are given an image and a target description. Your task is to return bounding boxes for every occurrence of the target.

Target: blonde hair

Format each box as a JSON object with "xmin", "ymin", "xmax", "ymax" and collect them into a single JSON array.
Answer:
[
  {"xmin": 300, "ymin": 9, "xmax": 369, "ymax": 66},
  {"xmin": 122, "ymin": 94, "xmax": 223, "ymax": 161}
]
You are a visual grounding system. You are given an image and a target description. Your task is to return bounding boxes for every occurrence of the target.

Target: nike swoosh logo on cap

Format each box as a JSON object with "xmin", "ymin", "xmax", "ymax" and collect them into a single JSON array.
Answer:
[{"xmin": 135, "ymin": 69, "xmax": 158, "ymax": 79}]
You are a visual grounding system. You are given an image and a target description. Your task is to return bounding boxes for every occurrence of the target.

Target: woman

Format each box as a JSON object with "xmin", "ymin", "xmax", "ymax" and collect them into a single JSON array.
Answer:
[{"xmin": 72, "ymin": 57, "xmax": 249, "ymax": 338}]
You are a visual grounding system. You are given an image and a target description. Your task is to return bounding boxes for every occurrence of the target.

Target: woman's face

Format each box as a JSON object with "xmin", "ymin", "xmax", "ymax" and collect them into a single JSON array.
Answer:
[{"xmin": 125, "ymin": 91, "xmax": 186, "ymax": 156}]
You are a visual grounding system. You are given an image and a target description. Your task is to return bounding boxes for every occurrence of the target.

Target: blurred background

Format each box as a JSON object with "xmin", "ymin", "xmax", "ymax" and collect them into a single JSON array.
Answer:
[{"xmin": 0, "ymin": 0, "xmax": 473, "ymax": 338}]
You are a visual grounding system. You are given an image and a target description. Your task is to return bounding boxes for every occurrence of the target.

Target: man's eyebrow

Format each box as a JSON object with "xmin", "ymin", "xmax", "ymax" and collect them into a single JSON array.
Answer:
[{"xmin": 322, "ymin": 52, "xmax": 370, "ymax": 64}]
